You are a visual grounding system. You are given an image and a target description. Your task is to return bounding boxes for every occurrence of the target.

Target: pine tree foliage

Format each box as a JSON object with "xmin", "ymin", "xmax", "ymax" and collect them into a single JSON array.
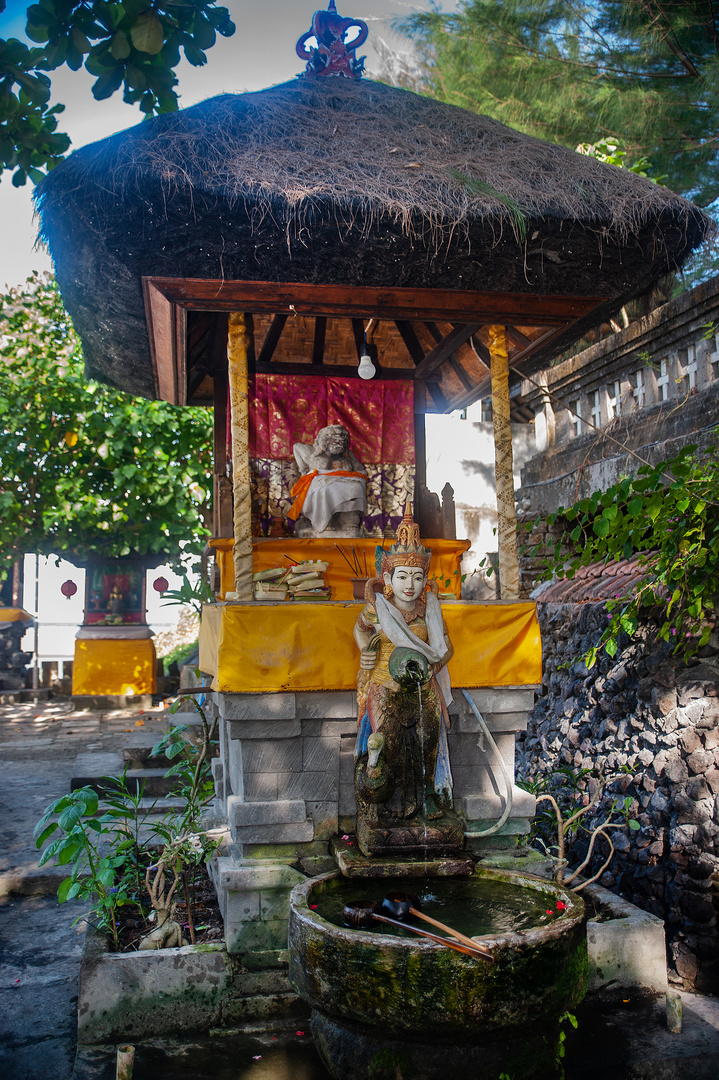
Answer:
[{"xmin": 399, "ymin": 1, "xmax": 719, "ymax": 206}]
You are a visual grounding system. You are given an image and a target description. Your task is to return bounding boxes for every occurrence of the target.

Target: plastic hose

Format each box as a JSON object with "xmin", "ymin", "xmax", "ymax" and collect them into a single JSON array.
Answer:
[{"xmin": 460, "ymin": 689, "xmax": 514, "ymax": 837}]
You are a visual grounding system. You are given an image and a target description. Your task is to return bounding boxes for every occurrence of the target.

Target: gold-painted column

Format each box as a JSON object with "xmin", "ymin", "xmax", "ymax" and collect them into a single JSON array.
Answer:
[
  {"xmin": 227, "ymin": 312, "xmax": 253, "ymax": 599},
  {"xmin": 488, "ymin": 324, "xmax": 519, "ymax": 600}
]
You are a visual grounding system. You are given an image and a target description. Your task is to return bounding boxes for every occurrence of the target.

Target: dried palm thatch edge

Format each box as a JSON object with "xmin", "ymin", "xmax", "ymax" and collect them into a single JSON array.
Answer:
[{"xmin": 35, "ymin": 78, "xmax": 716, "ymax": 255}]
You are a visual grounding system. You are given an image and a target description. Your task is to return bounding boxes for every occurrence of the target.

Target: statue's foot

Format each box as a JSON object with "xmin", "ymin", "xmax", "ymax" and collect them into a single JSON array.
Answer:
[{"xmin": 422, "ymin": 793, "xmax": 444, "ymax": 820}]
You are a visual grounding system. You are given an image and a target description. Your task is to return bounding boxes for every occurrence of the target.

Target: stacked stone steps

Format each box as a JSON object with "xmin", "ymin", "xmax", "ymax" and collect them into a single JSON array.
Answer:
[
  {"xmin": 71, "ymin": 751, "xmax": 178, "ymax": 798},
  {"xmin": 68, "ymin": 709, "xmax": 217, "ymax": 842}
]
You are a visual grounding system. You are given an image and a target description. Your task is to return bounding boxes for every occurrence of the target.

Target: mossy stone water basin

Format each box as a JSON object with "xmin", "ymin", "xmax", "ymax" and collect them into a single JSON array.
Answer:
[{"xmin": 288, "ymin": 866, "xmax": 588, "ymax": 1080}]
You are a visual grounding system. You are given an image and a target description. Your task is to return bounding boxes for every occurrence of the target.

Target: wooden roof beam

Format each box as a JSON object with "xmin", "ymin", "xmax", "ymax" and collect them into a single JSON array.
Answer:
[
  {"xmin": 312, "ymin": 316, "xmax": 327, "ymax": 366},
  {"xmin": 145, "ymin": 277, "xmax": 603, "ymax": 325},
  {"xmin": 506, "ymin": 325, "xmax": 533, "ymax": 349},
  {"xmin": 351, "ymin": 318, "xmax": 366, "ymax": 361},
  {"xmin": 413, "ymin": 323, "xmax": 482, "ymax": 381},
  {"xmin": 254, "ymin": 360, "xmax": 413, "ymax": 381},
  {"xmin": 422, "ymin": 378, "xmax": 449, "ymax": 412},
  {"xmin": 423, "ymin": 321, "xmax": 473, "ymax": 393},
  {"xmin": 257, "ymin": 313, "xmax": 288, "ymax": 366},
  {"xmin": 395, "ymin": 320, "xmax": 425, "ymax": 365}
]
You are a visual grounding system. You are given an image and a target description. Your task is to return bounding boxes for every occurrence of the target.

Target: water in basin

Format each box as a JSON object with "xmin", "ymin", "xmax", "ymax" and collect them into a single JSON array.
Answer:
[{"xmin": 315, "ymin": 874, "xmax": 562, "ymax": 939}]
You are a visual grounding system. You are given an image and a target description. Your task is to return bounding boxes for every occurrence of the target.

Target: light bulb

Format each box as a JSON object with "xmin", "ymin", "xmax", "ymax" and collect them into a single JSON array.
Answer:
[{"xmin": 358, "ymin": 351, "xmax": 376, "ymax": 380}]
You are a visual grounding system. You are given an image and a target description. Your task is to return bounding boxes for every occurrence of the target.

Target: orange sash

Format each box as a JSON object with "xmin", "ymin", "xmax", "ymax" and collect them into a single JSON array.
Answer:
[{"xmin": 287, "ymin": 470, "xmax": 367, "ymax": 522}]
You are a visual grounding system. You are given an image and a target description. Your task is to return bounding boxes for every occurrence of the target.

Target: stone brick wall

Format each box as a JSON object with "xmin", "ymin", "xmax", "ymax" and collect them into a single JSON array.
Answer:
[{"xmin": 517, "ymin": 602, "xmax": 719, "ymax": 993}]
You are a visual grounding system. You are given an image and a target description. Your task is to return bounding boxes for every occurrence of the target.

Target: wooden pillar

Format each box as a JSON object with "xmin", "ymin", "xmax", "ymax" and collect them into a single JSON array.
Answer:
[
  {"xmin": 488, "ymin": 324, "xmax": 519, "ymax": 600},
  {"xmin": 227, "ymin": 312, "xmax": 253, "ymax": 599},
  {"xmin": 212, "ymin": 315, "xmax": 233, "ymax": 538}
]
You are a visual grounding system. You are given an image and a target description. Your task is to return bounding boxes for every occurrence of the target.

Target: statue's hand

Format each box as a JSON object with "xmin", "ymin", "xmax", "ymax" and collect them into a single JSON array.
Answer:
[{"xmin": 360, "ymin": 649, "xmax": 378, "ymax": 670}]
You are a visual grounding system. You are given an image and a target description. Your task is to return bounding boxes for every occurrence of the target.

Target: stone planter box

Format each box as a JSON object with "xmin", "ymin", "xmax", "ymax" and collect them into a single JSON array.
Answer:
[
  {"xmin": 77, "ymin": 926, "xmax": 303, "ymax": 1044},
  {"xmin": 582, "ymin": 881, "xmax": 668, "ymax": 993}
]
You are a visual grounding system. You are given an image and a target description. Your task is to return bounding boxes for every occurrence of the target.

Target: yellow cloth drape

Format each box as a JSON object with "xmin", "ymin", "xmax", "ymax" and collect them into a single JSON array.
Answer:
[
  {"xmin": 0, "ymin": 607, "xmax": 32, "ymax": 622},
  {"xmin": 209, "ymin": 537, "xmax": 471, "ymax": 601},
  {"xmin": 72, "ymin": 638, "xmax": 157, "ymax": 696},
  {"xmin": 199, "ymin": 601, "xmax": 541, "ymax": 692}
]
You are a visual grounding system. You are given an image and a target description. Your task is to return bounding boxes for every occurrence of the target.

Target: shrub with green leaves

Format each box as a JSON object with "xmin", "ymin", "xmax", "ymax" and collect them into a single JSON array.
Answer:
[
  {"xmin": 0, "ymin": 273, "xmax": 212, "ymax": 578},
  {"xmin": 34, "ymin": 786, "xmax": 135, "ymax": 948},
  {"xmin": 525, "ymin": 440, "xmax": 719, "ymax": 666},
  {"xmin": 34, "ymin": 695, "xmax": 220, "ymax": 949}
]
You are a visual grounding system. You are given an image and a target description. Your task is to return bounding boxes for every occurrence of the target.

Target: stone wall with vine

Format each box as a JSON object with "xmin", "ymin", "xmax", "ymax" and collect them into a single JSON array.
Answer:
[{"xmin": 517, "ymin": 601, "xmax": 719, "ymax": 993}]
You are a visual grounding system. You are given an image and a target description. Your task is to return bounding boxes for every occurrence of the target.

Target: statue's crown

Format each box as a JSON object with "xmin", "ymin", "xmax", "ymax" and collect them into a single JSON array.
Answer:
[{"xmin": 376, "ymin": 503, "xmax": 431, "ymax": 576}]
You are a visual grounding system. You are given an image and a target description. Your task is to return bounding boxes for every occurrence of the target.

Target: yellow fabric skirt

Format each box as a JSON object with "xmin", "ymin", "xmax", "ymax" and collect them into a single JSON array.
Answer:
[
  {"xmin": 72, "ymin": 638, "xmax": 157, "ymax": 696},
  {"xmin": 200, "ymin": 601, "xmax": 541, "ymax": 693}
]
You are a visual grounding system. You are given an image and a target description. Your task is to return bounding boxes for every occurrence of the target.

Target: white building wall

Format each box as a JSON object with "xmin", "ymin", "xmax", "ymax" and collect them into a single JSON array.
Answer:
[{"xmin": 426, "ymin": 403, "xmax": 536, "ymax": 598}]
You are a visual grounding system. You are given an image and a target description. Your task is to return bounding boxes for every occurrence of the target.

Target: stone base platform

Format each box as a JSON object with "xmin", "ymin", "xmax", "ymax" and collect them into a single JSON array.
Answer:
[
  {"xmin": 356, "ymin": 807, "xmax": 465, "ymax": 859},
  {"xmin": 331, "ymin": 836, "xmax": 473, "ymax": 879}
]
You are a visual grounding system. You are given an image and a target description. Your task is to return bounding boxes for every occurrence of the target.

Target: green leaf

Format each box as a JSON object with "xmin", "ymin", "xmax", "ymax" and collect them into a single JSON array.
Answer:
[
  {"xmin": 74, "ymin": 788, "xmax": 99, "ymax": 814},
  {"xmin": 130, "ymin": 11, "xmax": 165, "ymax": 55},
  {"xmin": 57, "ymin": 839, "xmax": 82, "ymax": 865},
  {"xmin": 605, "ymin": 638, "xmax": 618, "ymax": 658},
  {"xmin": 35, "ymin": 821, "xmax": 58, "ymax": 847},
  {"xmin": 646, "ymin": 495, "xmax": 663, "ymax": 522},
  {"xmin": 593, "ymin": 518, "xmax": 610, "ymax": 538},
  {"xmin": 92, "ymin": 64, "xmax": 124, "ymax": 99},
  {"xmin": 57, "ymin": 876, "xmax": 74, "ymax": 903},
  {"xmin": 58, "ymin": 802, "xmax": 85, "ymax": 832},
  {"xmin": 110, "ymin": 31, "xmax": 131, "ymax": 61},
  {"xmin": 628, "ymin": 819, "xmax": 640, "ymax": 831}
]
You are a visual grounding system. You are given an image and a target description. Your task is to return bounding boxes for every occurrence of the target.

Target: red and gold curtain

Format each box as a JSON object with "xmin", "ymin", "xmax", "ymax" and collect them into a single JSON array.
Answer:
[{"xmin": 248, "ymin": 374, "xmax": 415, "ymax": 536}]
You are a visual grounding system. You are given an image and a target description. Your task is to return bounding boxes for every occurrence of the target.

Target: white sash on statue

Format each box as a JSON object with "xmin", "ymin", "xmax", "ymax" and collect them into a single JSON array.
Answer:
[{"xmin": 375, "ymin": 592, "xmax": 453, "ymax": 707}]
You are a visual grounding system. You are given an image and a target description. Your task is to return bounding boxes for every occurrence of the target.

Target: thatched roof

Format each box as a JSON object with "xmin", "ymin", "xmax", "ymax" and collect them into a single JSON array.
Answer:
[{"xmin": 36, "ymin": 76, "xmax": 713, "ymax": 401}]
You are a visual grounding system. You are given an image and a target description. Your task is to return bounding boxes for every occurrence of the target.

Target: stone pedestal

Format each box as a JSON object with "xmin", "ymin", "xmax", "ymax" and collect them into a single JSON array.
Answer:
[
  {"xmin": 208, "ymin": 684, "xmax": 538, "ymax": 959},
  {"xmin": 356, "ymin": 809, "xmax": 464, "ymax": 859}
]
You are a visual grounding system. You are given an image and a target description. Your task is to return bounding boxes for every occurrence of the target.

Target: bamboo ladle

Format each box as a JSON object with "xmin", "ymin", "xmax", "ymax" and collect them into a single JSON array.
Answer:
[
  {"xmin": 381, "ymin": 891, "xmax": 494, "ymax": 962},
  {"xmin": 343, "ymin": 901, "xmax": 492, "ymax": 961}
]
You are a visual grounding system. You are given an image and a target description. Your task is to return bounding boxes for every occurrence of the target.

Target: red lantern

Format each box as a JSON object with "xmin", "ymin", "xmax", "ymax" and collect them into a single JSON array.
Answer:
[
  {"xmin": 60, "ymin": 579, "xmax": 77, "ymax": 599},
  {"xmin": 153, "ymin": 576, "xmax": 169, "ymax": 593}
]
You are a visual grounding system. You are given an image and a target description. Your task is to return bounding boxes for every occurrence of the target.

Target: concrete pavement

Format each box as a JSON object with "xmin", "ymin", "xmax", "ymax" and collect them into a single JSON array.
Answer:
[{"xmin": 0, "ymin": 698, "xmax": 167, "ymax": 1080}]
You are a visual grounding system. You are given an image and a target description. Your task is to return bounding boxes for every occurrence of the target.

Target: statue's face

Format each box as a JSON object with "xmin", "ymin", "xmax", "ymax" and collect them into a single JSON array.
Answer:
[
  {"xmin": 319, "ymin": 426, "xmax": 349, "ymax": 456},
  {"xmin": 384, "ymin": 565, "xmax": 426, "ymax": 604}
]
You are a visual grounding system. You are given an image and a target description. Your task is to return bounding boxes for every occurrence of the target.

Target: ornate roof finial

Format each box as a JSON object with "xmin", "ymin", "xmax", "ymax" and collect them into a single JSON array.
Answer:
[{"xmin": 296, "ymin": 2, "xmax": 368, "ymax": 79}]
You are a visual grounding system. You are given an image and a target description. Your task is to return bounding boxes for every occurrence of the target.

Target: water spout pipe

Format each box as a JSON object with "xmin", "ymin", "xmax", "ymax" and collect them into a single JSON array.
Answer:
[{"xmin": 460, "ymin": 690, "xmax": 514, "ymax": 837}]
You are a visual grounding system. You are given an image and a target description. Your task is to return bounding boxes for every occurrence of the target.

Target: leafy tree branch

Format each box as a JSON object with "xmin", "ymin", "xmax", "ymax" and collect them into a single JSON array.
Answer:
[
  {"xmin": 0, "ymin": 271, "xmax": 212, "ymax": 575},
  {"xmin": 1, "ymin": 0, "xmax": 235, "ymax": 185}
]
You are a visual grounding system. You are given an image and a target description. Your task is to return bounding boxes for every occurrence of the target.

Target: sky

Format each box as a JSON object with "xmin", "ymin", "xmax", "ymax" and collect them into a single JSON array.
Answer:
[{"xmin": 0, "ymin": 0, "xmax": 448, "ymax": 289}]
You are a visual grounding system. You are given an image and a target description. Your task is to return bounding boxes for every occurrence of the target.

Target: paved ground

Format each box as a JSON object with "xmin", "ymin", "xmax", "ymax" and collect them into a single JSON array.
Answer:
[
  {"xmin": 0, "ymin": 698, "xmax": 168, "ymax": 1080},
  {"xmin": 1, "ymin": 697, "xmax": 719, "ymax": 1080}
]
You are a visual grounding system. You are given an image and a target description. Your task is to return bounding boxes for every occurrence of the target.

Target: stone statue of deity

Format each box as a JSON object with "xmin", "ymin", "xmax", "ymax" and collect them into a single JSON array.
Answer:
[
  {"xmin": 352, "ymin": 505, "xmax": 463, "ymax": 857},
  {"xmin": 288, "ymin": 424, "xmax": 367, "ymax": 537}
]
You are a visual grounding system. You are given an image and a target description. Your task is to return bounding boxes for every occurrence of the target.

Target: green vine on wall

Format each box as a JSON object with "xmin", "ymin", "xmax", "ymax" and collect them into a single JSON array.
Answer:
[{"xmin": 524, "ymin": 438, "xmax": 719, "ymax": 667}]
